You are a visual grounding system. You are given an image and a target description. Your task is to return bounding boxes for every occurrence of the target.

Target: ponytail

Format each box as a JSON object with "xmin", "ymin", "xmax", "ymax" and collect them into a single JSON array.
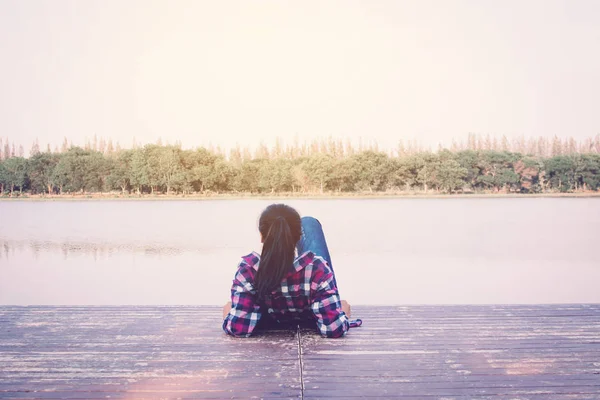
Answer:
[{"xmin": 255, "ymin": 216, "xmax": 296, "ymax": 301}]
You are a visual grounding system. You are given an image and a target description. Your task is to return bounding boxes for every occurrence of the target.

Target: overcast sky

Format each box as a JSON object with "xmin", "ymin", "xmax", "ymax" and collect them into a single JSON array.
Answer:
[{"xmin": 1, "ymin": 0, "xmax": 599, "ymax": 153}]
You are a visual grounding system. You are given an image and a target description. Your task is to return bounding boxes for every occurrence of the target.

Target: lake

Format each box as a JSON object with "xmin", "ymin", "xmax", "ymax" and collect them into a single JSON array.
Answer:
[{"xmin": 0, "ymin": 198, "xmax": 599, "ymax": 305}]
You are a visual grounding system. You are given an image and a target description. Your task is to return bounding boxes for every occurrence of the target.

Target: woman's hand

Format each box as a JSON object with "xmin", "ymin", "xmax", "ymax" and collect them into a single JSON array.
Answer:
[
  {"xmin": 341, "ymin": 300, "xmax": 351, "ymax": 318},
  {"xmin": 222, "ymin": 301, "xmax": 232, "ymax": 319}
]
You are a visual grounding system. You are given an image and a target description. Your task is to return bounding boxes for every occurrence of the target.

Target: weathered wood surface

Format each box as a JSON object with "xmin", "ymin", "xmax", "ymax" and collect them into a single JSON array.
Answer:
[
  {"xmin": 0, "ymin": 306, "xmax": 301, "ymax": 399},
  {"xmin": 302, "ymin": 305, "xmax": 600, "ymax": 399},
  {"xmin": 1, "ymin": 305, "xmax": 599, "ymax": 399}
]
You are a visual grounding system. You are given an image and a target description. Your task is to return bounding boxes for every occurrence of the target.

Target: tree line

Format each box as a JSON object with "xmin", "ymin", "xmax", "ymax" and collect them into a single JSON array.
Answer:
[{"xmin": 0, "ymin": 135, "xmax": 599, "ymax": 196}]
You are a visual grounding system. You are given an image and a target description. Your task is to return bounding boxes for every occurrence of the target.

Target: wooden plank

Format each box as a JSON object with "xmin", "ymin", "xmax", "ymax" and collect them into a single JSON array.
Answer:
[
  {"xmin": 0, "ymin": 306, "xmax": 301, "ymax": 399},
  {"xmin": 1, "ymin": 305, "xmax": 600, "ymax": 399},
  {"xmin": 300, "ymin": 305, "xmax": 600, "ymax": 399}
]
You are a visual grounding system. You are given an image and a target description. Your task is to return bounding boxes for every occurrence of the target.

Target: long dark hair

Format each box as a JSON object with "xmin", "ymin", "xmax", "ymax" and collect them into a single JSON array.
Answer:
[{"xmin": 254, "ymin": 204, "xmax": 302, "ymax": 301}]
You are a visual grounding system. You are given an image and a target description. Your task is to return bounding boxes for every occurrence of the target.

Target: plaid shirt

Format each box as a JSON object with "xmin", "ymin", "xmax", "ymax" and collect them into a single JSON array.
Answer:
[{"xmin": 223, "ymin": 251, "xmax": 360, "ymax": 338}]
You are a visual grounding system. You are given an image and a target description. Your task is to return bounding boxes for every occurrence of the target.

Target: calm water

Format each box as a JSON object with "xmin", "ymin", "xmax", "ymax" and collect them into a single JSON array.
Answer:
[{"xmin": 0, "ymin": 198, "xmax": 599, "ymax": 305}]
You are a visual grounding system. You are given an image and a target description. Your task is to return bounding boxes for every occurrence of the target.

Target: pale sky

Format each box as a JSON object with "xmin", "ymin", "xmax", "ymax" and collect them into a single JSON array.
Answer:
[{"xmin": 1, "ymin": 0, "xmax": 599, "ymax": 153}]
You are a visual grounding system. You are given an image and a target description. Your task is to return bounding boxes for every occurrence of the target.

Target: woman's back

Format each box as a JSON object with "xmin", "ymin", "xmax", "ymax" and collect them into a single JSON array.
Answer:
[
  {"xmin": 223, "ymin": 249, "xmax": 350, "ymax": 337},
  {"xmin": 222, "ymin": 204, "xmax": 359, "ymax": 338}
]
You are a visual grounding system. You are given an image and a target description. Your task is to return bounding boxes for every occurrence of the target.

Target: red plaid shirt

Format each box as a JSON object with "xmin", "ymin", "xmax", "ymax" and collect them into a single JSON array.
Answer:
[{"xmin": 223, "ymin": 251, "xmax": 358, "ymax": 338}]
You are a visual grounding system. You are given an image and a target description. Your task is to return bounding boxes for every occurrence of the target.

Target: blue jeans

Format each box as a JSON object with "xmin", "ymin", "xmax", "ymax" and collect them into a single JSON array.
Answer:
[{"xmin": 296, "ymin": 216, "xmax": 338, "ymax": 290}]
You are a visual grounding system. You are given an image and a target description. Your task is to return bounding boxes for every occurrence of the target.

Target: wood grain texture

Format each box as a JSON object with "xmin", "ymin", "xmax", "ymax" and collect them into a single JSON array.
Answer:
[
  {"xmin": 301, "ymin": 305, "xmax": 600, "ymax": 399},
  {"xmin": 0, "ymin": 306, "xmax": 301, "ymax": 399},
  {"xmin": 1, "ymin": 305, "xmax": 599, "ymax": 399}
]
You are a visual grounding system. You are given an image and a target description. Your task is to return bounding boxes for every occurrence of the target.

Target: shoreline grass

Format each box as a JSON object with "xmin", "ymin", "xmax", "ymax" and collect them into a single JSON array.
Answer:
[{"xmin": 2, "ymin": 191, "xmax": 600, "ymax": 201}]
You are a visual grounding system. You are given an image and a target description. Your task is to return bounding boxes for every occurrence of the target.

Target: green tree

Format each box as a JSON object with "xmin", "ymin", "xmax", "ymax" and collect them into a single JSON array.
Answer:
[
  {"xmin": 415, "ymin": 153, "xmax": 440, "ymax": 192},
  {"xmin": 575, "ymin": 154, "xmax": 600, "ymax": 191},
  {"xmin": 210, "ymin": 155, "xmax": 234, "ymax": 193},
  {"xmin": 347, "ymin": 151, "xmax": 393, "ymax": 192},
  {"xmin": 395, "ymin": 155, "xmax": 424, "ymax": 190},
  {"xmin": 182, "ymin": 148, "xmax": 225, "ymax": 193},
  {"xmin": 291, "ymin": 161, "xmax": 310, "ymax": 193},
  {"xmin": 106, "ymin": 150, "xmax": 134, "ymax": 194},
  {"xmin": 476, "ymin": 151, "xmax": 519, "ymax": 192},
  {"xmin": 455, "ymin": 150, "xmax": 480, "ymax": 191},
  {"xmin": 545, "ymin": 155, "xmax": 577, "ymax": 192},
  {"xmin": 301, "ymin": 154, "xmax": 336, "ymax": 193},
  {"xmin": 233, "ymin": 159, "xmax": 263, "ymax": 193},
  {"xmin": 142, "ymin": 145, "xmax": 166, "ymax": 193},
  {"xmin": 155, "ymin": 146, "xmax": 184, "ymax": 194},
  {"xmin": 0, "ymin": 160, "xmax": 5, "ymax": 194},
  {"xmin": 257, "ymin": 158, "xmax": 294, "ymax": 193},
  {"xmin": 0, "ymin": 157, "xmax": 28, "ymax": 195},
  {"xmin": 0, "ymin": 134, "xmax": 598, "ymax": 197},
  {"xmin": 27, "ymin": 152, "xmax": 60, "ymax": 194},
  {"xmin": 129, "ymin": 148, "xmax": 150, "ymax": 194},
  {"xmin": 51, "ymin": 154, "xmax": 69, "ymax": 194},
  {"xmin": 514, "ymin": 157, "xmax": 541, "ymax": 193},
  {"xmin": 328, "ymin": 158, "xmax": 357, "ymax": 192},
  {"xmin": 386, "ymin": 157, "xmax": 412, "ymax": 191},
  {"xmin": 437, "ymin": 158, "xmax": 468, "ymax": 193},
  {"xmin": 51, "ymin": 148, "xmax": 105, "ymax": 193}
]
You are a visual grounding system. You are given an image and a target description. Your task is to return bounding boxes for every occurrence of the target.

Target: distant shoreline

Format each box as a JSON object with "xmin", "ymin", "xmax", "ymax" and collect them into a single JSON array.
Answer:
[{"xmin": 2, "ymin": 192, "xmax": 600, "ymax": 201}]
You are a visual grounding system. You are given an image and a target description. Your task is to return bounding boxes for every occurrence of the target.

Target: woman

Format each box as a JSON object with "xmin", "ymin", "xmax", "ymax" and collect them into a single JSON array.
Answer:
[{"xmin": 222, "ymin": 203, "xmax": 361, "ymax": 338}]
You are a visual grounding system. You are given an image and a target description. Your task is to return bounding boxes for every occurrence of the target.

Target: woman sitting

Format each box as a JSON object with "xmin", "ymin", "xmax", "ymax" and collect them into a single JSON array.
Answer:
[{"xmin": 222, "ymin": 203, "xmax": 361, "ymax": 338}]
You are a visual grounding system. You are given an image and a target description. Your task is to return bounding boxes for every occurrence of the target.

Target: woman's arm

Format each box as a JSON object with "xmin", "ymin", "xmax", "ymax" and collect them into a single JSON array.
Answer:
[
  {"xmin": 222, "ymin": 267, "xmax": 262, "ymax": 338},
  {"xmin": 310, "ymin": 267, "xmax": 350, "ymax": 338}
]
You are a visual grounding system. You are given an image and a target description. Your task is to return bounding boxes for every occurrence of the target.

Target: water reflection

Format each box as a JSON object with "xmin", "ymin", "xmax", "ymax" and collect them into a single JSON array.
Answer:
[
  {"xmin": 1, "ymin": 198, "xmax": 599, "ymax": 305},
  {"xmin": 0, "ymin": 238, "xmax": 236, "ymax": 305},
  {"xmin": 0, "ymin": 238, "xmax": 191, "ymax": 260}
]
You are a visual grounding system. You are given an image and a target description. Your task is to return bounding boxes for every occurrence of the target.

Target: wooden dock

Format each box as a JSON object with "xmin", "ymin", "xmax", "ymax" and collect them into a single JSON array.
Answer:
[{"xmin": 0, "ymin": 305, "xmax": 599, "ymax": 399}]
